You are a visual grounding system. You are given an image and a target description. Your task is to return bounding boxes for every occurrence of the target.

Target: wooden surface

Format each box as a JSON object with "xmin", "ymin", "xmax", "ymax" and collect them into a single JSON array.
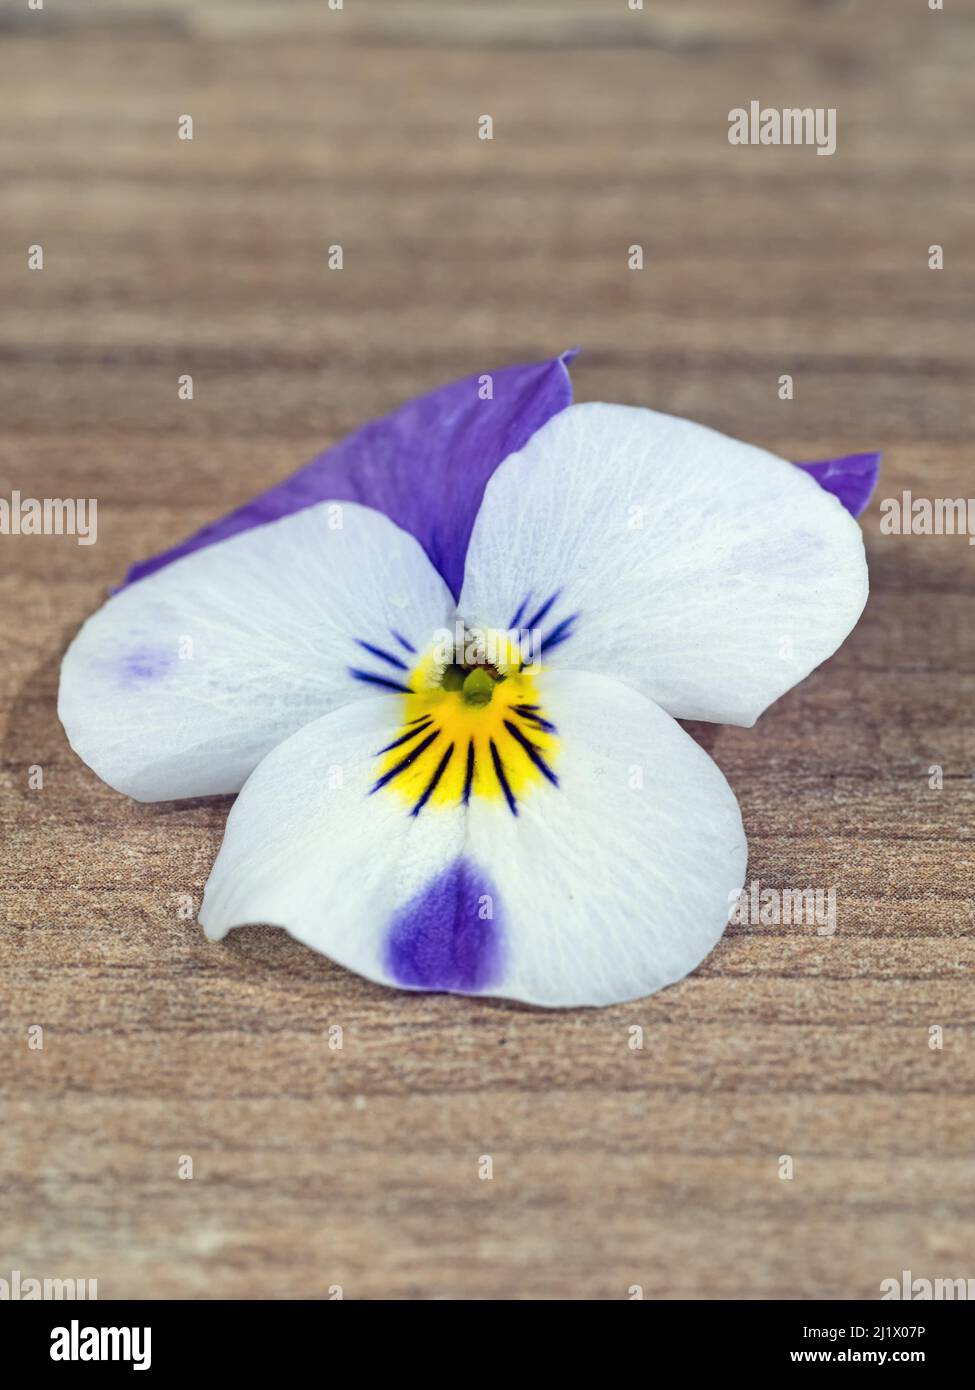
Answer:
[{"xmin": 1, "ymin": 0, "xmax": 973, "ymax": 1300}]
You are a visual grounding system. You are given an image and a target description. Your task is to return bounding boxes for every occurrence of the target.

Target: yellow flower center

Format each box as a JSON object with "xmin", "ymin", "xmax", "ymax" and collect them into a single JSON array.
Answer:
[{"xmin": 372, "ymin": 628, "xmax": 559, "ymax": 816}]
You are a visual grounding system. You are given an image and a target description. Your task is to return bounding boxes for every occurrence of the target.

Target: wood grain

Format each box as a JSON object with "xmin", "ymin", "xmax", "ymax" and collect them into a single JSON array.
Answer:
[{"xmin": 1, "ymin": 0, "xmax": 973, "ymax": 1300}]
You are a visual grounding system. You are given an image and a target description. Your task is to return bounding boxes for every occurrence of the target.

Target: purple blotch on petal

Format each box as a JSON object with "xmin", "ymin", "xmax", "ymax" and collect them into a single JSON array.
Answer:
[
  {"xmin": 796, "ymin": 452, "xmax": 881, "ymax": 519},
  {"xmin": 118, "ymin": 644, "xmax": 174, "ymax": 686},
  {"xmin": 119, "ymin": 350, "xmax": 578, "ymax": 601},
  {"xmin": 385, "ymin": 858, "xmax": 505, "ymax": 993}
]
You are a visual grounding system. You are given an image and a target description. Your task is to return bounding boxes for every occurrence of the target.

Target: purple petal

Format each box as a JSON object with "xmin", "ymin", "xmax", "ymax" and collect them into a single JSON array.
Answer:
[
  {"xmin": 122, "ymin": 350, "xmax": 577, "ymax": 601},
  {"xmin": 384, "ymin": 858, "xmax": 505, "ymax": 993},
  {"xmin": 796, "ymin": 452, "xmax": 881, "ymax": 519}
]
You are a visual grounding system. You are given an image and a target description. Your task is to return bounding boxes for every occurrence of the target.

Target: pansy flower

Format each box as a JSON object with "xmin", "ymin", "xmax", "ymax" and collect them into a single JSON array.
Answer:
[{"xmin": 58, "ymin": 352, "xmax": 876, "ymax": 1007}]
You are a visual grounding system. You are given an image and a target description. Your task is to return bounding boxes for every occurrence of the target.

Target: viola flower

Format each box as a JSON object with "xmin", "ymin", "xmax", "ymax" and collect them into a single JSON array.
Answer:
[{"xmin": 58, "ymin": 352, "xmax": 877, "ymax": 1007}]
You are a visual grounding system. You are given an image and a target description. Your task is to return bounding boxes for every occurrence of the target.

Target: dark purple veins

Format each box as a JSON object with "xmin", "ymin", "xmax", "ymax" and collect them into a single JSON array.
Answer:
[{"xmin": 509, "ymin": 590, "xmax": 580, "ymax": 661}]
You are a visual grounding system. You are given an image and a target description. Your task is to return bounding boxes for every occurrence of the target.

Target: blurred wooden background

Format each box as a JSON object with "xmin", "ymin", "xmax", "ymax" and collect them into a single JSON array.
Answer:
[{"xmin": 1, "ymin": 0, "xmax": 973, "ymax": 1299}]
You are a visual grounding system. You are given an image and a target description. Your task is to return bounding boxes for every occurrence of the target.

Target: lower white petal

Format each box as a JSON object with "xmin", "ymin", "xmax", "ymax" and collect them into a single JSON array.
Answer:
[{"xmin": 200, "ymin": 669, "xmax": 746, "ymax": 1009}]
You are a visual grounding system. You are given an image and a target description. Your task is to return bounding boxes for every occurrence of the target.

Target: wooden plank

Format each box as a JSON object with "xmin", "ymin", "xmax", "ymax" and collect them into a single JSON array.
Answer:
[{"xmin": 0, "ymin": 0, "xmax": 973, "ymax": 1299}]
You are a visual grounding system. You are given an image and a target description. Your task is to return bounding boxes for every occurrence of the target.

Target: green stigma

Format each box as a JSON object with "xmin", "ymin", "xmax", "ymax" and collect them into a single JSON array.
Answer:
[{"xmin": 461, "ymin": 668, "xmax": 494, "ymax": 707}]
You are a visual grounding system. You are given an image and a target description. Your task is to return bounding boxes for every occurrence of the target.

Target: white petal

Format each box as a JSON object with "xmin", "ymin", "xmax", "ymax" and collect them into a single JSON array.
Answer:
[
  {"xmin": 58, "ymin": 502, "xmax": 453, "ymax": 800},
  {"xmin": 458, "ymin": 402, "xmax": 868, "ymax": 726},
  {"xmin": 200, "ymin": 670, "xmax": 746, "ymax": 1009}
]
